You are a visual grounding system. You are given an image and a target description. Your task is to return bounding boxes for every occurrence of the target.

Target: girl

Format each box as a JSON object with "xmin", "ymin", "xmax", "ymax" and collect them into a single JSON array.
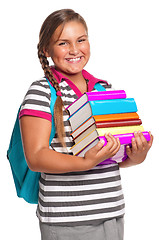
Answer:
[{"xmin": 20, "ymin": 9, "xmax": 153, "ymax": 240}]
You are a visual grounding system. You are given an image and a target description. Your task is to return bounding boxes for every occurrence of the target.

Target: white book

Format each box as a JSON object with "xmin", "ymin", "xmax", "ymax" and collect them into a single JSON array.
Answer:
[{"xmin": 71, "ymin": 116, "xmax": 95, "ymax": 139}]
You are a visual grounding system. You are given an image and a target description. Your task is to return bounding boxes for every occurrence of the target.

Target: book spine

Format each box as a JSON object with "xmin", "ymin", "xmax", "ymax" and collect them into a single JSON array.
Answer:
[
  {"xmin": 96, "ymin": 119, "xmax": 142, "ymax": 128},
  {"xmin": 87, "ymin": 90, "xmax": 126, "ymax": 101},
  {"xmin": 94, "ymin": 113, "xmax": 140, "ymax": 122},
  {"xmin": 66, "ymin": 90, "xmax": 126, "ymax": 111},
  {"xmin": 97, "ymin": 125, "xmax": 145, "ymax": 135},
  {"xmin": 99, "ymin": 131, "xmax": 150, "ymax": 145},
  {"xmin": 90, "ymin": 98, "xmax": 138, "ymax": 115},
  {"xmin": 72, "ymin": 119, "xmax": 142, "ymax": 141}
]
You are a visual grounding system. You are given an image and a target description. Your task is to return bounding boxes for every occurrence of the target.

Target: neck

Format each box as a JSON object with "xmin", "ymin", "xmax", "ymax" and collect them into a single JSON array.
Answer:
[
  {"xmin": 64, "ymin": 72, "xmax": 88, "ymax": 94},
  {"xmin": 59, "ymin": 70, "xmax": 85, "ymax": 83},
  {"xmin": 53, "ymin": 67, "xmax": 88, "ymax": 94},
  {"xmin": 69, "ymin": 73, "xmax": 85, "ymax": 84}
]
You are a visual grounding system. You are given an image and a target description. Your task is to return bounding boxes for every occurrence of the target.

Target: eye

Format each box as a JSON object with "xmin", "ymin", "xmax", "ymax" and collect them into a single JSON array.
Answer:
[
  {"xmin": 78, "ymin": 38, "xmax": 86, "ymax": 43},
  {"xmin": 58, "ymin": 42, "xmax": 67, "ymax": 46}
]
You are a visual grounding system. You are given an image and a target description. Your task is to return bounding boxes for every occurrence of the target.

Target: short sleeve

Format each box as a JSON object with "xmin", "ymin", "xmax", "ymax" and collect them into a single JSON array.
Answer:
[{"xmin": 19, "ymin": 78, "xmax": 52, "ymax": 122}]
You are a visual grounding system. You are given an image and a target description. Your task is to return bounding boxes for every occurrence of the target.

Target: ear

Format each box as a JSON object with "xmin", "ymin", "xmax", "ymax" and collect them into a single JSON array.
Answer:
[{"xmin": 43, "ymin": 47, "xmax": 50, "ymax": 58}]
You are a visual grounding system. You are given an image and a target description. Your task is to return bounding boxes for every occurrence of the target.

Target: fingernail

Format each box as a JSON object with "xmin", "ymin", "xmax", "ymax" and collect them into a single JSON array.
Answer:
[
  {"xmin": 117, "ymin": 137, "xmax": 120, "ymax": 143},
  {"xmin": 100, "ymin": 139, "xmax": 105, "ymax": 145}
]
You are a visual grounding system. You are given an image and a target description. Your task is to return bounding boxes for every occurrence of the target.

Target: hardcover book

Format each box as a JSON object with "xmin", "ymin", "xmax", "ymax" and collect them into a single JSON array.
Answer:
[
  {"xmin": 71, "ymin": 130, "xmax": 150, "ymax": 164},
  {"xmin": 66, "ymin": 90, "xmax": 127, "ymax": 116},
  {"xmin": 94, "ymin": 112, "xmax": 140, "ymax": 122},
  {"xmin": 71, "ymin": 116, "xmax": 142, "ymax": 143},
  {"xmin": 67, "ymin": 90, "xmax": 150, "ymax": 165},
  {"xmin": 70, "ymin": 128, "xmax": 150, "ymax": 156},
  {"xmin": 69, "ymin": 98, "xmax": 138, "ymax": 131}
]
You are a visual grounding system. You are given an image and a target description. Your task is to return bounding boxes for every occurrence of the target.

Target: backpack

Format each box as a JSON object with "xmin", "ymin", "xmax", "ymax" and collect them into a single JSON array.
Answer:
[{"xmin": 7, "ymin": 80, "xmax": 105, "ymax": 204}]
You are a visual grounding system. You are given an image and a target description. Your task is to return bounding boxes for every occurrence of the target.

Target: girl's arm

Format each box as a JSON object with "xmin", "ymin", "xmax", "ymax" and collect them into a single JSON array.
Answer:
[
  {"xmin": 20, "ymin": 116, "xmax": 121, "ymax": 173},
  {"xmin": 119, "ymin": 131, "xmax": 153, "ymax": 168}
]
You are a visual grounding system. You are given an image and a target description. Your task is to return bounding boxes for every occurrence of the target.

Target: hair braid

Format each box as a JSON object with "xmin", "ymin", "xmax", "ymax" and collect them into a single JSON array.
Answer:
[
  {"xmin": 37, "ymin": 9, "xmax": 88, "ymax": 148},
  {"xmin": 37, "ymin": 45, "xmax": 66, "ymax": 147},
  {"xmin": 37, "ymin": 46, "xmax": 59, "ymax": 91}
]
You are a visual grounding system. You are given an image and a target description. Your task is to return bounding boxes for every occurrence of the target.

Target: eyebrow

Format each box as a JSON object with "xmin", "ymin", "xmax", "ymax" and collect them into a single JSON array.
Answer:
[{"xmin": 57, "ymin": 34, "xmax": 88, "ymax": 42}]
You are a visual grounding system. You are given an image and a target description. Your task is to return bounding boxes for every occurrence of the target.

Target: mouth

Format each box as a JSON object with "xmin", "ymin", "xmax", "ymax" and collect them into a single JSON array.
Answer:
[{"xmin": 65, "ymin": 57, "xmax": 82, "ymax": 63}]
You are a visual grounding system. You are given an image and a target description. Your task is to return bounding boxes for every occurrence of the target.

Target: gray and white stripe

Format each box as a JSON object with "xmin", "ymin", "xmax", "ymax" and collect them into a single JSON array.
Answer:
[
  {"xmin": 21, "ymin": 77, "xmax": 125, "ymax": 226},
  {"xmin": 38, "ymin": 79, "xmax": 124, "ymax": 225},
  {"xmin": 20, "ymin": 78, "xmax": 52, "ymax": 115}
]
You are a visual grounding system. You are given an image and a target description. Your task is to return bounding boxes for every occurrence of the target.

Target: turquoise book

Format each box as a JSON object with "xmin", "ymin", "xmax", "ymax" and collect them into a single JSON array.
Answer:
[
  {"xmin": 90, "ymin": 98, "xmax": 137, "ymax": 115},
  {"xmin": 69, "ymin": 98, "xmax": 137, "ymax": 131}
]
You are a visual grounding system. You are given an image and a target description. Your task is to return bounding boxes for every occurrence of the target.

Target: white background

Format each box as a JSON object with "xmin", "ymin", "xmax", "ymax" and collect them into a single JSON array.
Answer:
[{"xmin": 1, "ymin": 0, "xmax": 159, "ymax": 239}]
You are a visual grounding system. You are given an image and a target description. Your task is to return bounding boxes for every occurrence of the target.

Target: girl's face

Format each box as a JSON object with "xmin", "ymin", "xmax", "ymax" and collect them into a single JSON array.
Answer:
[{"xmin": 45, "ymin": 21, "xmax": 90, "ymax": 77}]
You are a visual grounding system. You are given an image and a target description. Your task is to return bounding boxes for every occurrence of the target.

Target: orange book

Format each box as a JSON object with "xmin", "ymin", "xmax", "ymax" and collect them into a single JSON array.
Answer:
[{"xmin": 94, "ymin": 112, "xmax": 139, "ymax": 122}]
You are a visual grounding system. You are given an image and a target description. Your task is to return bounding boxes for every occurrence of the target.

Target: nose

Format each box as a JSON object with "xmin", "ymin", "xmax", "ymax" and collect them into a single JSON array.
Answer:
[{"xmin": 69, "ymin": 43, "xmax": 79, "ymax": 55}]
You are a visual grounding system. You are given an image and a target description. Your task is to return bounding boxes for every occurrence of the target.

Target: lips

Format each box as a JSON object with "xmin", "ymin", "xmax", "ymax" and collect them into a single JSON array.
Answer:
[{"xmin": 65, "ymin": 57, "xmax": 82, "ymax": 62}]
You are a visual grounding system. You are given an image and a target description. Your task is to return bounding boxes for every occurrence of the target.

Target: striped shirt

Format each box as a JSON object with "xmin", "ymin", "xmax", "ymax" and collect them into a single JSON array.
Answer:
[{"xmin": 19, "ymin": 68, "xmax": 125, "ymax": 226}]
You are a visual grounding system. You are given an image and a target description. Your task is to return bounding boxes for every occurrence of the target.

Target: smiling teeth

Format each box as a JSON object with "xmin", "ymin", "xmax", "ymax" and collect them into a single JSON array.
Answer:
[{"xmin": 67, "ymin": 57, "xmax": 81, "ymax": 62}]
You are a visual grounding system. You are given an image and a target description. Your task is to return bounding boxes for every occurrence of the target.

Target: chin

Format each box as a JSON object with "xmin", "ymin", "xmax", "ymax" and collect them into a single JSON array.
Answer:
[{"xmin": 65, "ymin": 66, "xmax": 84, "ymax": 74}]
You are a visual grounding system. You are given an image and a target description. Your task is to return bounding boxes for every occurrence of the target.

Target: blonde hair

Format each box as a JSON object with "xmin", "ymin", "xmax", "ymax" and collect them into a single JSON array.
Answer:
[{"xmin": 37, "ymin": 9, "xmax": 88, "ymax": 146}]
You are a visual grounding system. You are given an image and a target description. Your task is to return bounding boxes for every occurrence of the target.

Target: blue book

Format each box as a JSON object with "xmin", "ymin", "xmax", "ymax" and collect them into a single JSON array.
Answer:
[
  {"xmin": 69, "ymin": 98, "xmax": 137, "ymax": 131},
  {"xmin": 90, "ymin": 98, "xmax": 137, "ymax": 115}
]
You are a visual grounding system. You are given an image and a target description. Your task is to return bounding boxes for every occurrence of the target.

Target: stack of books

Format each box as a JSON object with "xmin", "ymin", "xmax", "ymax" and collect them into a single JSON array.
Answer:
[{"xmin": 66, "ymin": 90, "xmax": 150, "ymax": 164}]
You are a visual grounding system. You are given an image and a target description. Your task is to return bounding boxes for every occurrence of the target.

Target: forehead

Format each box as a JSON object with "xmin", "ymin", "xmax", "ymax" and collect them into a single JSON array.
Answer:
[{"xmin": 52, "ymin": 21, "xmax": 87, "ymax": 42}]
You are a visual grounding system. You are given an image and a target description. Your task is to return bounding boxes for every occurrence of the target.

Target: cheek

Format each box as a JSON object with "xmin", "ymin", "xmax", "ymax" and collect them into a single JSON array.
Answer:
[
  {"xmin": 53, "ymin": 48, "xmax": 67, "ymax": 58},
  {"xmin": 81, "ymin": 43, "xmax": 90, "ymax": 56},
  {"xmin": 51, "ymin": 47, "xmax": 68, "ymax": 61}
]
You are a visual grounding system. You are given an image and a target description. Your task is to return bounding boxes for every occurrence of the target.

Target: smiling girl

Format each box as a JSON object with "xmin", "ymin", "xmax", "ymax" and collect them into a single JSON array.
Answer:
[{"xmin": 19, "ymin": 9, "xmax": 153, "ymax": 240}]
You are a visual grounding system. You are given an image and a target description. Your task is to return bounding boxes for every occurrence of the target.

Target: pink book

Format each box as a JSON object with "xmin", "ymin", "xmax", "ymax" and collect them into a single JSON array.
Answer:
[
  {"xmin": 99, "ymin": 132, "xmax": 151, "ymax": 146},
  {"xmin": 66, "ymin": 90, "xmax": 126, "ymax": 116},
  {"xmin": 76, "ymin": 132, "xmax": 150, "ymax": 165}
]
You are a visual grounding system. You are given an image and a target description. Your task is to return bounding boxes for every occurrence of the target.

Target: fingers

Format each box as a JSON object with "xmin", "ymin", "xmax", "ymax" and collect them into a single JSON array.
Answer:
[
  {"xmin": 132, "ymin": 131, "xmax": 148, "ymax": 151},
  {"xmin": 89, "ymin": 133, "xmax": 120, "ymax": 158},
  {"xmin": 129, "ymin": 131, "xmax": 153, "ymax": 154},
  {"xmin": 126, "ymin": 144, "xmax": 132, "ymax": 156},
  {"xmin": 148, "ymin": 131, "xmax": 154, "ymax": 148},
  {"xmin": 94, "ymin": 139, "xmax": 106, "ymax": 152},
  {"xmin": 130, "ymin": 137, "xmax": 138, "ymax": 155},
  {"xmin": 96, "ymin": 131, "xmax": 153, "ymax": 165},
  {"xmin": 102, "ymin": 133, "xmax": 121, "ymax": 156}
]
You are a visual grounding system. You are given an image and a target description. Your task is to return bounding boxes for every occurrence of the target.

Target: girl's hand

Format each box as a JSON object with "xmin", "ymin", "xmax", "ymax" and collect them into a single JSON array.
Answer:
[
  {"xmin": 119, "ymin": 131, "xmax": 153, "ymax": 168},
  {"xmin": 84, "ymin": 133, "xmax": 121, "ymax": 167}
]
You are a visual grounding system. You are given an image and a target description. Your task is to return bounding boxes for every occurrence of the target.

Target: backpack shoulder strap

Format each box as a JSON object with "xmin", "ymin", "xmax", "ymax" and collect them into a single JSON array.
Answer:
[
  {"xmin": 46, "ymin": 78, "xmax": 57, "ymax": 144},
  {"xmin": 94, "ymin": 82, "xmax": 107, "ymax": 91}
]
